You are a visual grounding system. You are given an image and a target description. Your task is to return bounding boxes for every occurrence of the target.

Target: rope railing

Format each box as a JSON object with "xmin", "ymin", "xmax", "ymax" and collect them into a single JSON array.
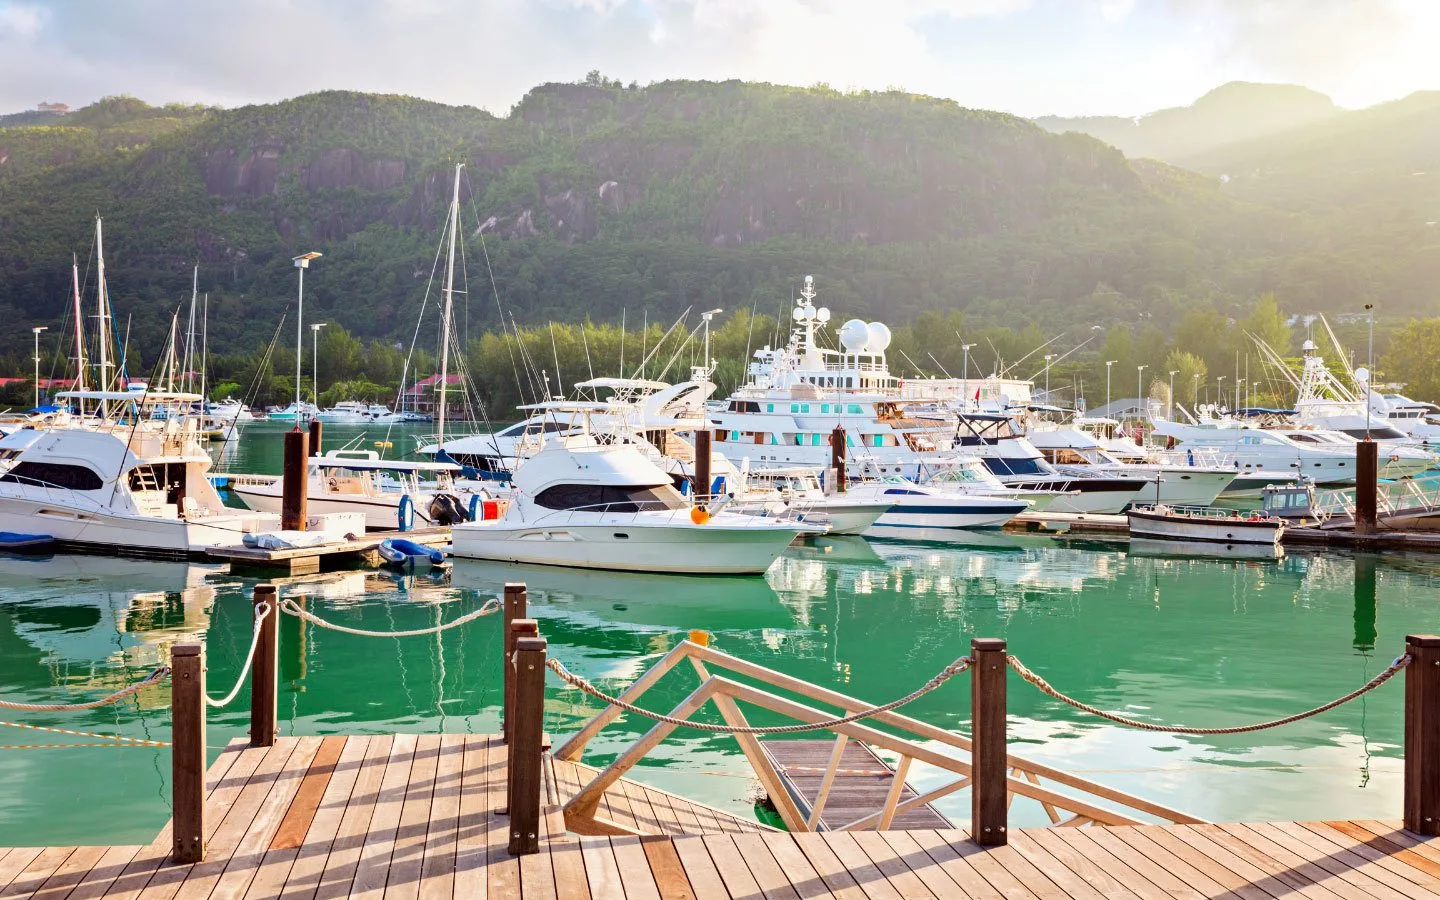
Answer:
[
  {"xmin": 0, "ymin": 665, "xmax": 170, "ymax": 712},
  {"xmin": 545, "ymin": 654, "xmax": 973, "ymax": 735},
  {"xmin": 278, "ymin": 596, "xmax": 501, "ymax": 637},
  {"xmin": 1005, "ymin": 653, "xmax": 1412, "ymax": 736},
  {"xmin": 205, "ymin": 600, "xmax": 271, "ymax": 709},
  {"xmin": 0, "ymin": 720, "xmax": 171, "ymax": 749}
]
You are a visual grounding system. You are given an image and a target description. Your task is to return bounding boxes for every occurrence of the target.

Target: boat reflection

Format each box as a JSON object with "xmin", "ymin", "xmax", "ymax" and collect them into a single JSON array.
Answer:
[{"xmin": 1127, "ymin": 537, "xmax": 1286, "ymax": 562}]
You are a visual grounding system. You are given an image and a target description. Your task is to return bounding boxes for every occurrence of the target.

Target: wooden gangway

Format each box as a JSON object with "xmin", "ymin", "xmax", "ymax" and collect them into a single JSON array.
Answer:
[{"xmin": 4, "ymin": 734, "xmax": 1440, "ymax": 899}]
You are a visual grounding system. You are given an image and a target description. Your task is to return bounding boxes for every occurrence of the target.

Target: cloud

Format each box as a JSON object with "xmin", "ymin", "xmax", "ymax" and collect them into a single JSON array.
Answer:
[{"xmin": 0, "ymin": 2, "xmax": 47, "ymax": 39}]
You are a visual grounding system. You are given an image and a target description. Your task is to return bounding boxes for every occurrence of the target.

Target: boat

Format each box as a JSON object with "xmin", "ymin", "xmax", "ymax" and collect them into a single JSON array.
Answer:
[
  {"xmin": 731, "ymin": 466, "xmax": 893, "ymax": 535},
  {"xmin": 378, "ymin": 537, "xmax": 446, "ymax": 571},
  {"xmin": 1025, "ymin": 420, "xmax": 1237, "ymax": 506},
  {"xmin": 0, "ymin": 532, "xmax": 55, "ymax": 553},
  {"xmin": 450, "ymin": 425, "xmax": 806, "ymax": 575},
  {"xmin": 1150, "ymin": 419, "xmax": 1364, "ymax": 486},
  {"xmin": 1126, "ymin": 504, "xmax": 1285, "ymax": 545},
  {"xmin": 841, "ymin": 475, "xmax": 1031, "ymax": 535},
  {"xmin": 267, "ymin": 401, "xmax": 319, "ymax": 423},
  {"xmin": 316, "ymin": 402, "xmax": 403, "ymax": 424}
]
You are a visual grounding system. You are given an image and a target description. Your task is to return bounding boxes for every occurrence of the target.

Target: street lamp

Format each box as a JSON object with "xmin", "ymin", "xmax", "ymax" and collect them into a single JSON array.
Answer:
[
  {"xmin": 31, "ymin": 326, "xmax": 47, "ymax": 408},
  {"xmin": 1105, "ymin": 360, "xmax": 1117, "ymax": 411},
  {"xmin": 1192, "ymin": 372, "xmax": 1200, "ymax": 407},
  {"xmin": 311, "ymin": 323, "xmax": 327, "ymax": 405},
  {"xmin": 1136, "ymin": 364, "xmax": 1148, "ymax": 414},
  {"xmin": 292, "ymin": 251, "xmax": 322, "ymax": 425},
  {"xmin": 1364, "ymin": 303, "xmax": 1375, "ymax": 439},
  {"xmin": 1168, "ymin": 369, "xmax": 1178, "ymax": 419},
  {"xmin": 700, "ymin": 308, "xmax": 723, "ymax": 377},
  {"xmin": 1043, "ymin": 353, "xmax": 1056, "ymax": 403}
]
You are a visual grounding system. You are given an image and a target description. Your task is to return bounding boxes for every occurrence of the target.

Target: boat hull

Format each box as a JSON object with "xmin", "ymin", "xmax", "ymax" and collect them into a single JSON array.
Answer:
[
  {"xmin": 450, "ymin": 520, "xmax": 798, "ymax": 574},
  {"xmin": 232, "ymin": 479, "xmax": 440, "ymax": 531},
  {"xmin": 1127, "ymin": 509, "xmax": 1284, "ymax": 545},
  {"xmin": 0, "ymin": 498, "xmax": 274, "ymax": 557},
  {"xmin": 866, "ymin": 499, "xmax": 1029, "ymax": 532}
]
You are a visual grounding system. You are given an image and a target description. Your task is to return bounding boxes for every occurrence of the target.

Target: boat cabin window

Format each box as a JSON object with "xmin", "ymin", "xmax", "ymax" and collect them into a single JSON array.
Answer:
[
  {"xmin": 981, "ymin": 457, "xmax": 1048, "ymax": 477},
  {"xmin": 533, "ymin": 482, "xmax": 685, "ymax": 512},
  {"xmin": 1339, "ymin": 427, "xmax": 1407, "ymax": 440},
  {"xmin": 1041, "ymin": 448, "xmax": 1091, "ymax": 466},
  {"xmin": 497, "ymin": 420, "xmax": 570, "ymax": 438},
  {"xmin": 1, "ymin": 461, "xmax": 105, "ymax": 491}
]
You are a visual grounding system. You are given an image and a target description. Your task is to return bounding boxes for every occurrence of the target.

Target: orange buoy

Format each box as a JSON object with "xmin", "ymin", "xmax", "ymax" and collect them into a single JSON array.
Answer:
[{"xmin": 690, "ymin": 505, "xmax": 710, "ymax": 525}]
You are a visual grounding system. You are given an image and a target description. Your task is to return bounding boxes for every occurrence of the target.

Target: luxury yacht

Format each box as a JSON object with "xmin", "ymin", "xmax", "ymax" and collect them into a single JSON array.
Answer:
[
  {"xmin": 1025, "ymin": 424, "xmax": 1237, "ymax": 506},
  {"xmin": 731, "ymin": 466, "xmax": 894, "ymax": 535},
  {"xmin": 1149, "ymin": 420, "xmax": 1365, "ymax": 486},
  {"xmin": 450, "ymin": 429, "xmax": 806, "ymax": 575},
  {"xmin": 267, "ymin": 401, "xmax": 319, "ymax": 423}
]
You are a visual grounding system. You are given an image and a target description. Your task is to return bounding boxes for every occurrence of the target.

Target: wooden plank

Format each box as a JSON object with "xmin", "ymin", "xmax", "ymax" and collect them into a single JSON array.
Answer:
[
  {"xmin": 348, "ymin": 732, "xmax": 419, "ymax": 899},
  {"xmin": 1055, "ymin": 827, "xmax": 1221, "ymax": 900},
  {"xmin": 1122, "ymin": 827, "xmax": 1286, "ymax": 900},
  {"xmin": 871, "ymin": 831, "xmax": 968, "ymax": 900},
  {"xmin": 0, "ymin": 849, "xmax": 44, "ymax": 893},
  {"xmin": 297, "ymin": 734, "xmax": 393, "ymax": 900},
  {"xmin": 1013, "ymin": 830, "xmax": 1142, "ymax": 900},
  {"xmin": 758, "ymin": 834, "xmax": 837, "ymax": 900},
  {"xmin": 729, "ymin": 833, "xmax": 803, "ymax": 900},
  {"xmin": 522, "ymin": 845, "xmax": 561, "ymax": 900},
  {"xmin": 641, "ymin": 837, "xmax": 698, "ymax": 900},
  {"xmin": 844, "ymin": 830, "xmax": 941, "ymax": 900},
  {"xmin": 1241, "ymin": 823, "xmax": 1416, "ymax": 900},
  {"xmin": 579, "ymin": 836, "xmax": 627, "ymax": 900},
  {"xmin": 891, "ymin": 831, "xmax": 1005, "ymax": 900},
  {"xmin": 801, "ymin": 831, "xmax": 903, "ymax": 900},
  {"xmin": 0, "ymin": 847, "xmax": 76, "ymax": 899},
  {"xmin": 452, "ymin": 734, "xmax": 495, "ymax": 900},
  {"xmin": 1351, "ymin": 821, "xmax": 1440, "ymax": 867},
  {"xmin": 1166, "ymin": 825, "xmax": 1347, "ymax": 900},
  {"xmin": 929, "ymin": 830, "xmax": 1043, "ymax": 900},
  {"xmin": 266, "ymin": 734, "xmax": 372, "ymax": 900},
  {"xmin": 484, "ymin": 737, "xmax": 521, "ymax": 900},
  {"xmin": 669, "ymin": 836, "xmax": 731, "ymax": 900},
  {"xmin": 611, "ymin": 836, "xmax": 664, "ymax": 900},
  {"xmin": 1223, "ymin": 823, "xmax": 1395, "ymax": 900},
  {"xmin": 268, "ymin": 735, "xmax": 347, "ymax": 850},
  {"xmin": 549, "ymin": 824, "xmax": 593, "ymax": 900},
  {"xmin": 703, "ymin": 835, "xmax": 767, "ymax": 900},
  {"xmin": 788, "ymin": 833, "xmax": 875, "ymax": 900},
  {"xmin": 62, "ymin": 845, "xmax": 145, "ymax": 900},
  {"xmin": 418, "ymin": 732, "xmax": 465, "ymax": 900},
  {"xmin": 1294, "ymin": 823, "xmax": 1440, "ymax": 897},
  {"xmin": 27, "ymin": 845, "xmax": 106, "ymax": 900},
  {"xmin": 1327, "ymin": 822, "xmax": 1440, "ymax": 880},
  {"xmin": 383, "ymin": 733, "xmax": 442, "ymax": 900}
]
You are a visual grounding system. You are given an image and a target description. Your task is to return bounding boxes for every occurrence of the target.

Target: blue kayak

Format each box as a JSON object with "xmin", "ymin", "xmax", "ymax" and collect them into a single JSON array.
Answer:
[
  {"xmin": 378, "ymin": 538, "xmax": 446, "ymax": 571},
  {"xmin": 0, "ymin": 532, "xmax": 55, "ymax": 553}
]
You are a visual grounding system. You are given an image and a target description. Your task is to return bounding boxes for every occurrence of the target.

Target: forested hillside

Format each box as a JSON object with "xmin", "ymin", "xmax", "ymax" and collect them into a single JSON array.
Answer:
[{"xmin": 0, "ymin": 77, "xmax": 1430, "ymax": 373}]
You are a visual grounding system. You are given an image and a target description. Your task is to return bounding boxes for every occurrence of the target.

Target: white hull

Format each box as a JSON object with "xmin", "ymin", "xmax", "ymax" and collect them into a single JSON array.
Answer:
[
  {"xmin": 0, "ymin": 499, "xmax": 273, "ymax": 557},
  {"xmin": 232, "ymin": 480, "xmax": 437, "ymax": 531},
  {"xmin": 450, "ymin": 520, "xmax": 797, "ymax": 574},
  {"xmin": 866, "ymin": 498, "xmax": 1029, "ymax": 532},
  {"xmin": 806, "ymin": 501, "xmax": 890, "ymax": 535},
  {"xmin": 1127, "ymin": 510, "xmax": 1283, "ymax": 545},
  {"xmin": 1114, "ymin": 469, "xmax": 1235, "ymax": 507},
  {"xmin": 1039, "ymin": 486, "xmax": 1143, "ymax": 515}
]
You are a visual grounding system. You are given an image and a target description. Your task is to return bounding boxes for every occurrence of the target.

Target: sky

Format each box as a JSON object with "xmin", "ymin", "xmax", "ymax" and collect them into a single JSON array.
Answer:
[{"xmin": 1, "ymin": 0, "xmax": 1438, "ymax": 118}]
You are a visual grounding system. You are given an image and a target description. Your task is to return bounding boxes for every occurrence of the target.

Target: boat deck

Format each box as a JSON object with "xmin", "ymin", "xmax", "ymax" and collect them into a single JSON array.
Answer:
[{"xmin": 5, "ymin": 734, "xmax": 1440, "ymax": 899}]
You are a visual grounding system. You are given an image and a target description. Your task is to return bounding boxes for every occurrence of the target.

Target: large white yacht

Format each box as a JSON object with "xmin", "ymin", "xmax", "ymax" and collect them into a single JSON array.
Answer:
[
  {"xmin": 450, "ymin": 429, "xmax": 806, "ymax": 574},
  {"xmin": 1024, "ymin": 423, "xmax": 1237, "ymax": 506},
  {"xmin": 1149, "ymin": 420, "xmax": 1365, "ymax": 486},
  {"xmin": 0, "ymin": 391, "xmax": 288, "ymax": 556}
]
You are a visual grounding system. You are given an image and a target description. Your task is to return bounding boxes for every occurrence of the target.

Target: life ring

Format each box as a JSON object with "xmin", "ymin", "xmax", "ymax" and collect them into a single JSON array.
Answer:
[
  {"xmin": 468, "ymin": 493, "xmax": 482, "ymax": 522},
  {"xmin": 397, "ymin": 494, "xmax": 415, "ymax": 532}
]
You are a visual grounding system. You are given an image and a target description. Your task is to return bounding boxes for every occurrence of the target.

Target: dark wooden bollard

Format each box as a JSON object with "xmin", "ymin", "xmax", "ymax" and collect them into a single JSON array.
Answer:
[
  {"xmin": 1356, "ymin": 441, "xmax": 1379, "ymax": 534},
  {"xmin": 508, "ymin": 635, "xmax": 548, "ymax": 856},
  {"xmin": 971, "ymin": 637, "xmax": 1008, "ymax": 846},
  {"xmin": 502, "ymin": 584, "xmax": 528, "ymax": 745},
  {"xmin": 694, "ymin": 428, "xmax": 713, "ymax": 505},
  {"xmin": 251, "ymin": 584, "xmax": 279, "ymax": 747},
  {"xmin": 171, "ymin": 643, "xmax": 207, "ymax": 863},
  {"xmin": 831, "ymin": 425, "xmax": 847, "ymax": 493},
  {"xmin": 308, "ymin": 419, "xmax": 323, "ymax": 457},
  {"xmin": 502, "ymin": 618, "xmax": 539, "ymax": 815},
  {"xmin": 1406, "ymin": 634, "xmax": 1440, "ymax": 835},
  {"xmin": 281, "ymin": 429, "xmax": 310, "ymax": 531}
]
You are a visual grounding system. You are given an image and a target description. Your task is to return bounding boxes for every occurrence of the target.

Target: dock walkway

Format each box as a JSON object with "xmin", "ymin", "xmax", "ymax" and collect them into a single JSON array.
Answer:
[{"xmin": 5, "ymin": 734, "xmax": 1440, "ymax": 899}]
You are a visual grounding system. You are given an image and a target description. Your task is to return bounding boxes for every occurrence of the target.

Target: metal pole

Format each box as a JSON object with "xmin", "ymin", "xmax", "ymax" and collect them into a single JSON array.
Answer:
[
  {"xmin": 32, "ymin": 326, "xmax": 46, "ymax": 408},
  {"xmin": 311, "ymin": 323, "xmax": 326, "ymax": 405},
  {"xmin": 1137, "ymin": 365, "xmax": 1147, "ymax": 413},
  {"xmin": 295, "ymin": 265, "xmax": 303, "ymax": 418},
  {"xmin": 1105, "ymin": 360, "xmax": 1115, "ymax": 412},
  {"xmin": 1366, "ymin": 303, "xmax": 1375, "ymax": 439},
  {"xmin": 1168, "ymin": 370, "xmax": 1177, "ymax": 419}
]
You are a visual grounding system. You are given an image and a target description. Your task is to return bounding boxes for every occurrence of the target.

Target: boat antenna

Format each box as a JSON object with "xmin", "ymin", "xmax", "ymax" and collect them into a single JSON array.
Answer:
[
  {"xmin": 436, "ymin": 162, "xmax": 462, "ymax": 446},
  {"xmin": 549, "ymin": 322, "xmax": 563, "ymax": 396},
  {"xmin": 742, "ymin": 299, "xmax": 758, "ymax": 374},
  {"xmin": 1006, "ymin": 332, "xmax": 1065, "ymax": 378},
  {"xmin": 640, "ymin": 309, "xmax": 648, "ymax": 380},
  {"xmin": 619, "ymin": 308, "xmax": 626, "ymax": 377},
  {"xmin": 926, "ymin": 352, "xmax": 954, "ymax": 379},
  {"xmin": 1024, "ymin": 333, "xmax": 1098, "ymax": 383},
  {"xmin": 984, "ymin": 336, "xmax": 1001, "ymax": 375},
  {"xmin": 581, "ymin": 320, "xmax": 595, "ymax": 382}
]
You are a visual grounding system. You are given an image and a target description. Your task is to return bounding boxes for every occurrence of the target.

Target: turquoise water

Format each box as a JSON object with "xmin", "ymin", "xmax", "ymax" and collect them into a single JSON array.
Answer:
[{"xmin": 0, "ymin": 426, "xmax": 1433, "ymax": 845}]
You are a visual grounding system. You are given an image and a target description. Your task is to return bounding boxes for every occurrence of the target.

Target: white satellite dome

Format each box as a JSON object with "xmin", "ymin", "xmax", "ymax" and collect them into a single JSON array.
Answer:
[
  {"xmin": 866, "ymin": 322, "xmax": 892, "ymax": 353},
  {"xmin": 839, "ymin": 319, "xmax": 870, "ymax": 352},
  {"xmin": 792, "ymin": 306, "xmax": 806, "ymax": 322},
  {"xmin": 816, "ymin": 307, "xmax": 831, "ymax": 323}
]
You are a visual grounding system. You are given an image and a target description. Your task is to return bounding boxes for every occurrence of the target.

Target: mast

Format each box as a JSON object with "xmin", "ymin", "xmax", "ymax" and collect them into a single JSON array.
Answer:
[
  {"xmin": 201, "ymin": 294, "xmax": 209, "ymax": 404},
  {"xmin": 70, "ymin": 254, "xmax": 86, "ymax": 392},
  {"xmin": 184, "ymin": 265, "xmax": 198, "ymax": 392},
  {"xmin": 95, "ymin": 216, "xmax": 112, "ymax": 400},
  {"xmin": 437, "ymin": 162, "xmax": 463, "ymax": 445}
]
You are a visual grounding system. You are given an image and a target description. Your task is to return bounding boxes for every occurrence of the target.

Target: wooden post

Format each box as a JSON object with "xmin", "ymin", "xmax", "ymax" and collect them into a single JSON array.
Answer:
[
  {"xmin": 281, "ymin": 429, "xmax": 310, "ymax": 531},
  {"xmin": 1405, "ymin": 634, "xmax": 1440, "ymax": 835},
  {"xmin": 971, "ymin": 637, "xmax": 1008, "ymax": 846},
  {"xmin": 1356, "ymin": 440, "xmax": 1379, "ymax": 534},
  {"xmin": 308, "ymin": 419, "xmax": 323, "ymax": 457},
  {"xmin": 171, "ymin": 643, "xmax": 207, "ymax": 863},
  {"xmin": 508, "ymin": 634, "xmax": 547, "ymax": 856},
  {"xmin": 831, "ymin": 425, "xmax": 847, "ymax": 493},
  {"xmin": 502, "ymin": 584, "xmax": 528, "ymax": 744},
  {"xmin": 250, "ymin": 584, "xmax": 279, "ymax": 747},
  {"xmin": 694, "ymin": 428, "xmax": 712, "ymax": 505},
  {"xmin": 503, "ymin": 618, "xmax": 539, "ymax": 815}
]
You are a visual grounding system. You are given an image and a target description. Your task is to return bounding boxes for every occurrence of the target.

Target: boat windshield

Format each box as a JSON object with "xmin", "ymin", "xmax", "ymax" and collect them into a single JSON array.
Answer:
[
  {"xmin": 533, "ymin": 482, "xmax": 686, "ymax": 512},
  {"xmin": 981, "ymin": 457, "xmax": 1048, "ymax": 477}
]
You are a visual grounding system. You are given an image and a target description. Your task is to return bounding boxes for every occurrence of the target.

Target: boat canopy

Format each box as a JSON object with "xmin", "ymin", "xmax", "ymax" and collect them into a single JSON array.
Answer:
[
  {"xmin": 56, "ymin": 390, "xmax": 204, "ymax": 402},
  {"xmin": 574, "ymin": 377, "xmax": 669, "ymax": 392}
]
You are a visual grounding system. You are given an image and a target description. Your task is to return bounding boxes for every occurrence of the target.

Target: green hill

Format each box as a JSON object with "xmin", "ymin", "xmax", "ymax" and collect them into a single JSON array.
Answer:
[{"xmin": 0, "ymin": 78, "xmax": 1409, "ymax": 364}]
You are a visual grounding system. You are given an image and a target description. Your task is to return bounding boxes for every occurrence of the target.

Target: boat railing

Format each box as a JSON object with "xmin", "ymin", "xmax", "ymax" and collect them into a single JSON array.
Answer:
[
  {"xmin": 525, "ymin": 499, "xmax": 697, "ymax": 527},
  {"xmin": 1131, "ymin": 503, "xmax": 1277, "ymax": 521},
  {"xmin": 0, "ymin": 473, "xmax": 115, "ymax": 513}
]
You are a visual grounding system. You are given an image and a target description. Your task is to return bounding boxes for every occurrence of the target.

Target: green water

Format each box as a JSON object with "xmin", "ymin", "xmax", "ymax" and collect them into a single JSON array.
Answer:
[{"xmin": 0, "ymin": 426, "xmax": 1434, "ymax": 846}]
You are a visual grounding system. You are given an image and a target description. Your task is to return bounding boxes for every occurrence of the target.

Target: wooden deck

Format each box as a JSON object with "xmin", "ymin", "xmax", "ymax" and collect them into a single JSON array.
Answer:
[
  {"xmin": 204, "ymin": 527, "xmax": 451, "ymax": 575},
  {"xmin": 760, "ymin": 738, "xmax": 953, "ymax": 831},
  {"xmin": 5, "ymin": 734, "xmax": 1440, "ymax": 899}
]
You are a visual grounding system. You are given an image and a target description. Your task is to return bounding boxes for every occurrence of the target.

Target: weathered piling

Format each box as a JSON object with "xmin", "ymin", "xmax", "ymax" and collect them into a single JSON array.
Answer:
[
  {"xmin": 251, "ymin": 584, "xmax": 279, "ymax": 747},
  {"xmin": 831, "ymin": 425, "xmax": 847, "ymax": 493},
  {"xmin": 502, "ymin": 583, "xmax": 528, "ymax": 744},
  {"xmin": 1406, "ymin": 633, "xmax": 1440, "ymax": 835},
  {"xmin": 509, "ymin": 634, "xmax": 548, "ymax": 856},
  {"xmin": 694, "ymin": 428, "xmax": 713, "ymax": 505},
  {"xmin": 971, "ymin": 637, "xmax": 1008, "ymax": 846},
  {"xmin": 308, "ymin": 419, "xmax": 323, "ymax": 457},
  {"xmin": 1356, "ymin": 440, "xmax": 1379, "ymax": 534},
  {"xmin": 281, "ymin": 429, "xmax": 310, "ymax": 531},
  {"xmin": 171, "ymin": 643, "xmax": 207, "ymax": 863}
]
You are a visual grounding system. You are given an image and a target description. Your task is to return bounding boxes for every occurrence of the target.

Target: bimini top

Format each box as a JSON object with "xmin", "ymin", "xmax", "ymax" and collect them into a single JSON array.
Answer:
[
  {"xmin": 573, "ymin": 377, "xmax": 669, "ymax": 392},
  {"xmin": 56, "ymin": 390, "xmax": 205, "ymax": 403}
]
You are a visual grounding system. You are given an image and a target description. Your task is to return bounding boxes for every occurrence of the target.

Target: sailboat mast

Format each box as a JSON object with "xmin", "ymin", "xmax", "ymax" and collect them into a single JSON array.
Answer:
[
  {"xmin": 184, "ymin": 266, "xmax": 198, "ymax": 392},
  {"xmin": 70, "ymin": 254, "xmax": 86, "ymax": 392},
  {"xmin": 437, "ymin": 163, "xmax": 462, "ymax": 445},
  {"xmin": 201, "ymin": 294, "xmax": 209, "ymax": 403},
  {"xmin": 95, "ymin": 216, "xmax": 111, "ymax": 395}
]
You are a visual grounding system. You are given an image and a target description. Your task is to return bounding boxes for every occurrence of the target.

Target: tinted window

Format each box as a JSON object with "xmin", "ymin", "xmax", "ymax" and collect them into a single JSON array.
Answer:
[
  {"xmin": 533, "ymin": 483, "xmax": 684, "ymax": 512},
  {"xmin": 1, "ymin": 461, "xmax": 104, "ymax": 491},
  {"xmin": 980, "ymin": 457, "xmax": 1047, "ymax": 476}
]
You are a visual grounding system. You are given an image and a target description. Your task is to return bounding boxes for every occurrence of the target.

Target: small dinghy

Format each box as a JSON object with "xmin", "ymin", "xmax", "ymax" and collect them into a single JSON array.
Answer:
[
  {"xmin": 378, "ymin": 538, "xmax": 446, "ymax": 572},
  {"xmin": 1127, "ymin": 504, "xmax": 1285, "ymax": 546},
  {"xmin": 0, "ymin": 532, "xmax": 55, "ymax": 553}
]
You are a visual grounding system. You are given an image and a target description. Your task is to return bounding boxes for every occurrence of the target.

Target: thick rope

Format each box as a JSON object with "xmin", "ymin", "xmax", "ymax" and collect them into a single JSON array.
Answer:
[
  {"xmin": 0, "ymin": 720, "xmax": 170, "ymax": 747},
  {"xmin": 1006, "ymin": 653, "xmax": 1411, "ymax": 736},
  {"xmin": 0, "ymin": 666, "xmax": 170, "ymax": 712},
  {"xmin": 546, "ymin": 655, "xmax": 973, "ymax": 735},
  {"xmin": 279, "ymin": 596, "xmax": 501, "ymax": 638},
  {"xmin": 206, "ymin": 601, "xmax": 270, "ymax": 709}
]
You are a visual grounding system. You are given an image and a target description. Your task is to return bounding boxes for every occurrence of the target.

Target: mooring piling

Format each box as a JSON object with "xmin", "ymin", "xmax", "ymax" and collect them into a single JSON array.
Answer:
[{"xmin": 171, "ymin": 643, "xmax": 207, "ymax": 863}]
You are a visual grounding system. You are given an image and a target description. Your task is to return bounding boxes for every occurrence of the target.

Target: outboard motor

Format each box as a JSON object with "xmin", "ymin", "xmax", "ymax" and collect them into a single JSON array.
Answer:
[{"xmin": 428, "ymin": 492, "xmax": 471, "ymax": 526}]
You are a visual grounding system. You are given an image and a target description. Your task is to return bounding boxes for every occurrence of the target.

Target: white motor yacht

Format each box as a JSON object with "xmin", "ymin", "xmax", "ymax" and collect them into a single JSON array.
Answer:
[
  {"xmin": 843, "ymin": 476, "xmax": 1032, "ymax": 535},
  {"xmin": 450, "ymin": 433, "xmax": 805, "ymax": 575},
  {"xmin": 1267, "ymin": 427, "xmax": 1434, "ymax": 480},
  {"xmin": 1026, "ymin": 425, "xmax": 1237, "ymax": 506},
  {"xmin": 1150, "ymin": 420, "xmax": 1365, "ymax": 486},
  {"xmin": 731, "ymin": 466, "xmax": 894, "ymax": 535},
  {"xmin": 267, "ymin": 401, "xmax": 319, "ymax": 423}
]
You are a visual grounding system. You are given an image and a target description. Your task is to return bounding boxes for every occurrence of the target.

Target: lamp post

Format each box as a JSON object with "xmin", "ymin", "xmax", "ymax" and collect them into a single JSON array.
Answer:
[
  {"xmin": 31, "ymin": 326, "xmax": 47, "ymax": 408},
  {"xmin": 292, "ymin": 252, "xmax": 322, "ymax": 425},
  {"xmin": 311, "ymin": 323, "xmax": 327, "ymax": 405},
  {"xmin": 1192, "ymin": 372, "xmax": 1200, "ymax": 408},
  {"xmin": 1105, "ymin": 360, "xmax": 1116, "ymax": 411},
  {"xmin": 1167, "ymin": 370, "xmax": 1178, "ymax": 419},
  {"xmin": 1137, "ymin": 364, "xmax": 1148, "ymax": 413},
  {"xmin": 1364, "ymin": 303, "xmax": 1375, "ymax": 438},
  {"xmin": 1043, "ymin": 353, "xmax": 1056, "ymax": 403},
  {"xmin": 1217, "ymin": 376, "xmax": 1227, "ymax": 412},
  {"xmin": 700, "ymin": 308, "xmax": 723, "ymax": 376}
]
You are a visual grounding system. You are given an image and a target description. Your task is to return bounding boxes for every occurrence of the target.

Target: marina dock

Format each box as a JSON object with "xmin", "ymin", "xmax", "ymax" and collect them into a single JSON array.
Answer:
[
  {"xmin": 205, "ymin": 526, "xmax": 451, "ymax": 575},
  {"xmin": 4, "ymin": 732, "xmax": 1439, "ymax": 899}
]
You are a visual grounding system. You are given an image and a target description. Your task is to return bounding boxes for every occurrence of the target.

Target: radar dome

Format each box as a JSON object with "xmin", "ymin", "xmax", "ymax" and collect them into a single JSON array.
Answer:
[
  {"xmin": 839, "ymin": 319, "xmax": 870, "ymax": 352},
  {"xmin": 792, "ymin": 306, "xmax": 806, "ymax": 322},
  {"xmin": 816, "ymin": 307, "xmax": 831, "ymax": 323},
  {"xmin": 866, "ymin": 322, "xmax": 892, "ymax": 353}
]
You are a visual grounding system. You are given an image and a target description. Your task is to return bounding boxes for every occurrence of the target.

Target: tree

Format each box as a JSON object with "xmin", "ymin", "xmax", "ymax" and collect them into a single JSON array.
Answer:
[
  {"xmin": 1163, "ymin": 350, "xmax": 1208, "ymax": 410},
  {"xmin": 1241, "ymin": 293, "xmax": 1290, "ymax": 355},
  {"xmin": 1385, "ymin": 318, "xmax": 1440, "ymax": 402}
]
